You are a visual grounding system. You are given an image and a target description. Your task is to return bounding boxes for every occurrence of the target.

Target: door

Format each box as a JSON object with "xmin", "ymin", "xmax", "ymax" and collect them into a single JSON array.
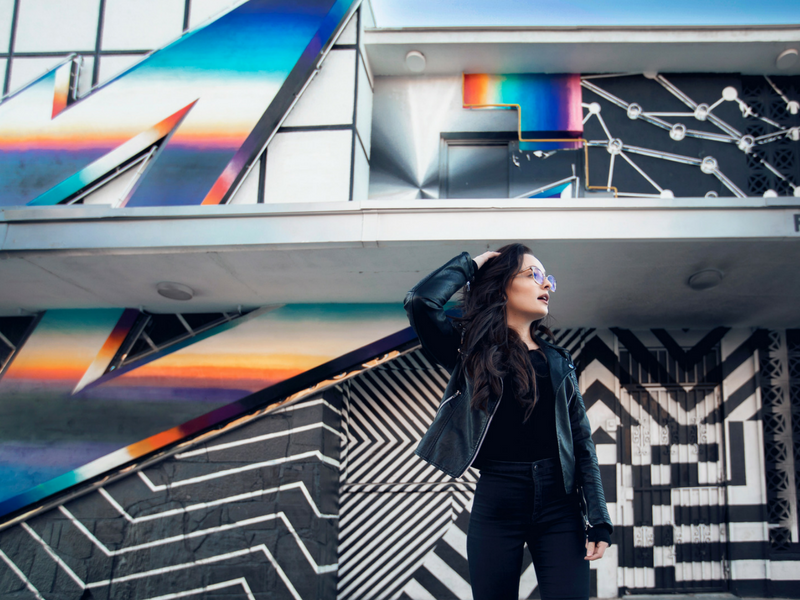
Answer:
[{"xmin": 619, "ymin": 385, "xmax": 728, "ymax": 592}]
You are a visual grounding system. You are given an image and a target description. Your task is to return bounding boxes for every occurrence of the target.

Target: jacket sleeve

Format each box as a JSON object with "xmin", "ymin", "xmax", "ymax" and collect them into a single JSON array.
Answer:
[
  {"xmin": 403, "ymin": 252, "xmax": 476, "ymax": 372},
  {"xmin": 567, "ymin": 357, "xmax": 613, "ymax": 534}
]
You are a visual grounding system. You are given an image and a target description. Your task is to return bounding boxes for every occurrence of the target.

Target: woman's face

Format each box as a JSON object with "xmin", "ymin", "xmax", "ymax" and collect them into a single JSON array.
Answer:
[{"xmin": 505, "ymin": 253, "xmax": 552, "ymax": 322}]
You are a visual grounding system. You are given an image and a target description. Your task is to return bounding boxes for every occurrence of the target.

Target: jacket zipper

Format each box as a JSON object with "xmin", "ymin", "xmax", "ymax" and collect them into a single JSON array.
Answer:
[
  {"xmin": 464, "ymin": 378, "xmax": 503, "ymax": 471},
  {"xmin": 436, "ymin": 390, "xmax": 461, "ymax": 416},
  {"xmin": 463, "ymin": 351, "xmax": 574, "ymax": 475}
]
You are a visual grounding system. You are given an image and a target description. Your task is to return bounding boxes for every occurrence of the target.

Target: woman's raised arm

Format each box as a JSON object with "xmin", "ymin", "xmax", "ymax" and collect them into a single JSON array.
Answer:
[{"xmin": 403, "ymin": 251, "xmax": 498, "ymax": 372}]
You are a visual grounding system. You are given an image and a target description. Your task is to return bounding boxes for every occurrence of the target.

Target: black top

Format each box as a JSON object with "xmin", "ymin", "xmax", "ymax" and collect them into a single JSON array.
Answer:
[
  {"xmin": 473, "ymin": 349, "xmax": 558, "ymax": 464},
  {"xmin": 471, "ymin": 349, "xmax": 613, "ymax": 545}
]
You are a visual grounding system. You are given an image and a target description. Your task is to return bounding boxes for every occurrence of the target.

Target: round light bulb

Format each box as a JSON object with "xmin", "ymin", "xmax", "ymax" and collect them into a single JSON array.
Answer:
[
  {"xmin": 156, "ymin": 282, "xmax": 194, "ymax": 301},
  {"xmin": 687, "ymin": 269, "xmax": 723, "ymax": 291},
  {"xmin": 405, "ymin": 50, "xmax": 426, "ymax": 73}
]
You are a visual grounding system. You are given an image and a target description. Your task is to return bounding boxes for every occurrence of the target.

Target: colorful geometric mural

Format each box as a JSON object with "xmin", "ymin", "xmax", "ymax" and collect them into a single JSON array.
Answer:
[
  {"xmin": 463, "ymin": 73, "xmax": 583, "ymax": 150},
  {"xmin": 0, "ymin": 392, "xmax": 342, "ymax": 599},
  {"xmin": 0, "ymin": 0, "xmax": 356, "ymax": 208},
  {"xmin": 0, "ymin": 304, "xmax": 408, "ymax": 518},
  {"xmin": 1, "ymin": 329, "xmax": 799, "ymax": 598}
]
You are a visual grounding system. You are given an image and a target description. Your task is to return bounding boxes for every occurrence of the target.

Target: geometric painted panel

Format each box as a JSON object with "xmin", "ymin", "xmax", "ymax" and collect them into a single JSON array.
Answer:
[
  {"xmin": 582, "ymin": 74, "xmax": 799, "ymax": 198},
  {"xmin": 0, "ymin": 394, "xmax": 341, "ymax": 599},
  {"xmin": 0, "ymin": 304, "xmax": 407, "ymax": 518},
  {"xmin": 0, "ymin": 0, "xmax": 355, "ymax": 208}
]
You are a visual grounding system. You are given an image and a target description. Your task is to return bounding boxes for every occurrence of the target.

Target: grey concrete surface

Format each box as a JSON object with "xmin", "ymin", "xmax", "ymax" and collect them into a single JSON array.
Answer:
[{"xmin": 601, "ymin": 594, "xmax": 789, "ymax": 600}]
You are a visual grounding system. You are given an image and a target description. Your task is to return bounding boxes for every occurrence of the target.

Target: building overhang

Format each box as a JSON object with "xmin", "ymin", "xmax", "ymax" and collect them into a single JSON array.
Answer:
[
  {"xmin": 363, "ymin": 25, "xmax": 800, "ymax": 76},
  {"xmin": 2, "ymin": 199, "xmax": 800, "ymax": 328}
]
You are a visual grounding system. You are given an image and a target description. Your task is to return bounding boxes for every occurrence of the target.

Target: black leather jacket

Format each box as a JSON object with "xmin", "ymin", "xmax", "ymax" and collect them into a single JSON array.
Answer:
[{"xmin": 404, "ymin": 252, "xmax": 612, "ymax": 532}]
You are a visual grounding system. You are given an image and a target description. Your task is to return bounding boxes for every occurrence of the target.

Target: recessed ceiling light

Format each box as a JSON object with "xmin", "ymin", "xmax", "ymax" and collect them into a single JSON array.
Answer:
[
  {"xmin": 405, "ymin": 50, "xmax": 426, "ymax": 73},
  {"xmin": 776, "ymin": 49, "xmax": 799, "ymax": 70},
  {"xmin": 156, "ymin": 282, "xmax": 194, "ymax": 301},
  {"xmin": 687, "ymin": 269, "xmax": 723, "ymax": 291}
]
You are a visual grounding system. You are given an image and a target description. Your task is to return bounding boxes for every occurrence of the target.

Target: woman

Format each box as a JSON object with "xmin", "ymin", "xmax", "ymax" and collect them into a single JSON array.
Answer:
[{"xmin": 404, "ymin": 244, "xmax": 612, "ymax": 600}]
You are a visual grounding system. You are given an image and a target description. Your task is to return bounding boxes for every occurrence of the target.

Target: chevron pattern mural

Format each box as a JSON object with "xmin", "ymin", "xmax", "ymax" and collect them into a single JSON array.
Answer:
[
  {"xmin": 336, "ymin": 351, "xmax": 478, "ymax": 600},
  {"xmin": 336, "ymin": 333, "xmax": 593, "ymax": 600},
  {"xmin": 0, "ymin": 395, "xmax": 342, "ymax": 600},
  {"xmin": 335, "ymin": 328, "xmax": 800, "ymax": 599}
]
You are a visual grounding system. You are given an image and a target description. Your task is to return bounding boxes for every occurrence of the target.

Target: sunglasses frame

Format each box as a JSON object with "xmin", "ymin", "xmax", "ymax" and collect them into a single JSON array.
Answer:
[{"xmin": 516, "ymin": 265, "xmax": 557, "ymax": 292}]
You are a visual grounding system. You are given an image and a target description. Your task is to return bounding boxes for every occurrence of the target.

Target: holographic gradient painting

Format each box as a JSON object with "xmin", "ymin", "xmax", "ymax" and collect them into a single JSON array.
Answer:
[
  {"xmin": 0, "ymin": 0, "xmax": 356, "ymax": 208},
  {"xmin": 463, "ymin": 73, "xmax": 583, "ymax": 150},
  {"xmin": 0, "ymin": 305, "xmax": 409, "ymax": 517}
]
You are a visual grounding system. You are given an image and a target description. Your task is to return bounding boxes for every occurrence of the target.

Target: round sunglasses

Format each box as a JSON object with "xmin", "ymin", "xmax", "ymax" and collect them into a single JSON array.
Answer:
[{"xmin": 516, "ymin": 265, "xmax": 557, "ymax": 292}]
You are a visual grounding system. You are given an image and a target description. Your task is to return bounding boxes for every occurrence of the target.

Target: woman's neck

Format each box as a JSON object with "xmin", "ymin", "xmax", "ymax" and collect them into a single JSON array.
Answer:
[{"xmin": 508, "ymin": 320, "xmax": 538, "ymax": 350}]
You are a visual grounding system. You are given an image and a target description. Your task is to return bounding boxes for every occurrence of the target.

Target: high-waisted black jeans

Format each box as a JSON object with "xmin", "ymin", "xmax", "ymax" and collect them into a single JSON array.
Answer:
[{"xmin": 467, "ymin": 457, "xmax": 589, "ymax": 600}]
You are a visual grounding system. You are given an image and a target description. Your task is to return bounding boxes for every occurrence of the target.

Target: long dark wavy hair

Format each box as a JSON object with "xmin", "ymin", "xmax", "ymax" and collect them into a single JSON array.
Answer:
[{"xmin": 457, "ymin": 243, "xmax": 553, "ymax": 421}]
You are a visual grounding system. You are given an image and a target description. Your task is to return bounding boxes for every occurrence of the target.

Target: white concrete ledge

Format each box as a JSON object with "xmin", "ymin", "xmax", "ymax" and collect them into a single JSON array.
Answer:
[
  {"xmin": 2, "ymin": 199, "xmax": 800, "ymax": 254},
  {"xmin": 363, "ymin": 26, "xmax": 800, "ymax": 75},
  {"xmin": 365, "ymin": 25, "xmax": 800, "ymax": 45},
  {"xmin": 2, "ymin": 196, "xmax": 798, "ymax": 221}
]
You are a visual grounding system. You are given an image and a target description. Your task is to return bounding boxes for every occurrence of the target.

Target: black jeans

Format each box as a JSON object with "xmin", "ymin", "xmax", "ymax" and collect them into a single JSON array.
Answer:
[{"xmin": 467, "ymin": 457, "xmax": 589, "ymax": 600}]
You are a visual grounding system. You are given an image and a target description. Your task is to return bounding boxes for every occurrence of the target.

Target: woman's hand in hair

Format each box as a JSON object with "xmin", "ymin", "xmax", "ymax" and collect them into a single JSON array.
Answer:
[
  {"xmin": 584, "ymin": 540, "xmax": 608, "ymax": 561},
  {"xmin": 473, "ymin": 251, "xmax": 501, "ymax": 270}
]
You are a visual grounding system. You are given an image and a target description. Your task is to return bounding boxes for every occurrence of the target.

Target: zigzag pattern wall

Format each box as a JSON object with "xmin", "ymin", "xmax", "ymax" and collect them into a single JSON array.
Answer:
[
  {"xmin": 0, "ymin": 394, "xmax": 342, "ymax": 600},
  {"xmin": 3, "ymin": 328, "xmax": 800, "ymax": 598},
  {"xmin": 0, "ymin": 0, "xmax": 355, "ymax": 207}
]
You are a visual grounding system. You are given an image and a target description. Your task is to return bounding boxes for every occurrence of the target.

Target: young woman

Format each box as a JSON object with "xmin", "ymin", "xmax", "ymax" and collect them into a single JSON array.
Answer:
[{"xmin": 404, "ymin": 244, "xmax": 612, "ymax": 600}]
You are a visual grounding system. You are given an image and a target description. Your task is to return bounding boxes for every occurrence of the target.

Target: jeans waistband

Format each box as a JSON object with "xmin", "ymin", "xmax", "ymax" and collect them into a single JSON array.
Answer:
[{"xmin": 477, "ymin": 456, "xmax": 559, "ymax": 476}]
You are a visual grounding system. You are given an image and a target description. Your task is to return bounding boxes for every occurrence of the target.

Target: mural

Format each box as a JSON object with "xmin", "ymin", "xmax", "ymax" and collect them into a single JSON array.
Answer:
[
  {"xmin": 370, "ymin": 73, "xmax": 799, "ymax": 200},
  {"xmin": 581, "ymin": 74, "xmax": 800, "ymax": 198},
  {"xmin": 0, "ymin": 393, "xmax": 343, "ymax": 600},
  {"xmin": 0, "ymin": 304, "xmax": 408, "ymax": 518},
  {"xmin": 0, "ymin": 0, "xmax": 357, "ymax": 208},
  {"xmin": 463, "ymin": 73, "xmax": 583, "ymax": 150},
  {"xmin": 462, "ymin": 72, "xmax": 799, "ymax": 197},
  {"xmin": 338, "ymin": 329, "xmax": 799, "ymax": 598},
  {"xmin": 3, "ymin": 329, "xmax": 797, "ymax": 599}
]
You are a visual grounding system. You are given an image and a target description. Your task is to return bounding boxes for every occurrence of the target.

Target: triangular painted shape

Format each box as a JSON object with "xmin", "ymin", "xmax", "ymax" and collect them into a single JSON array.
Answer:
[{"xmin": 592, "ymin": 427, "xmax": 616, "ymax": 445}]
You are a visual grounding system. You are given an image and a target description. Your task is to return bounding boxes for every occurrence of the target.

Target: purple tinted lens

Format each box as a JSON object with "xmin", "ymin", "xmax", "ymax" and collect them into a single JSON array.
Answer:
[
  {"xmin": 547, "ymin": 275, "xmax": 557, "ymax": 292},
  {"xmin": 531, "ymin": 267, "xmax": 545, "ymax": 285}
]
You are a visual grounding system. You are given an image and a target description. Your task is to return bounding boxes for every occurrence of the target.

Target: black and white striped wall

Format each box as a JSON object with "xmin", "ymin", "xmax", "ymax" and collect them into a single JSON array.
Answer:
[
  {"xmin": 336, "ymin": 328, "xmax": 800, "ymax": 599},
  {"xmin": 1, "ymin": 327, "xmax": 798, "ymax": 599}
]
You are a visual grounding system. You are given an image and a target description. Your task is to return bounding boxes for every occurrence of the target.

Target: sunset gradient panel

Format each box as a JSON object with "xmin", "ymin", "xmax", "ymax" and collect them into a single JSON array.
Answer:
[
  {"xmin": 0, "ymin": 304, "xmax": 409, "ymax": 517},
  {"xmin": 463, "ymin": 73, "xmax": 583, "ymax": 150},
  {"xmin": 0, "ymin": 0, "xmax": 355, "ymax": 207},
  {"xmin": 82, "ymin": 305, "xmax": 408, "ymax": 401},
  {"xmin": 0, "ymin": 309, "xmax": 125, "ymax": 392}
]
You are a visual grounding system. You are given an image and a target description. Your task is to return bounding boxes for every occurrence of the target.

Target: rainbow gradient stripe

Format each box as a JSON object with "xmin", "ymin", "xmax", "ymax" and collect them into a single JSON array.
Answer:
[
  {"xmin": 51, "ymin": 60, "xmax": 74, "ymax": 119},
  {"xmin": 0, "ymin": 0, "xmax": 356, "ymax": 208},
  {"xmin": 29, "ymin": 102, "xmax": 197, "ymax": 206},
  {"xmin": 463, "ymin": 73, "xmax": 583, "ymax": 150}
]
